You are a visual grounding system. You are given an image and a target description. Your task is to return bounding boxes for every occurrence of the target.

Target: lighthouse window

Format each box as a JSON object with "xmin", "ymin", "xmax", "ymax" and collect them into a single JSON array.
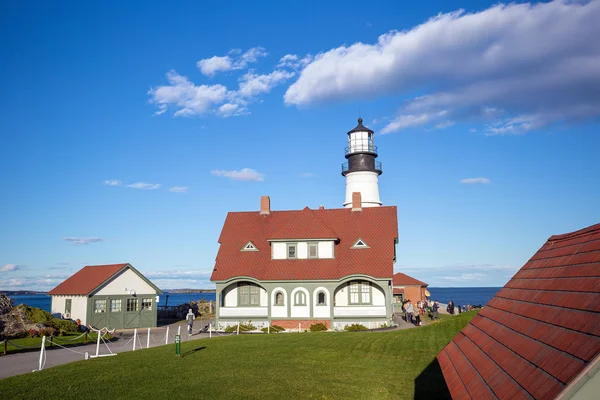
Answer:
[{"xmin": 287, "ymin": 243, "xmax": 297, "ymax": 259}]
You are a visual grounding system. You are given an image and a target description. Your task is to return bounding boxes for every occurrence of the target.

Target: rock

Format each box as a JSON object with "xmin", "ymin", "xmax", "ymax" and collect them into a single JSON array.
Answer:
[{"xmin": 0, "ymin": 294, "xmax": 12, "ymax": 315}]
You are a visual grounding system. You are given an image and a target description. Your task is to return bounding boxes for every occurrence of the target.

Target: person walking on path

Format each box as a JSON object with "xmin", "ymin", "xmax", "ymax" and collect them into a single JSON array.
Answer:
[
  {"xmin": 186, "ymin": 308, "xmax": 194, "ymax": 334},
  {"xmin": 432, "ymin": 300, "xmax": 439, "ymax": 320},
  {"xmin": 407, "ymin": 300, "xmax": 414, "ymax": 325}
]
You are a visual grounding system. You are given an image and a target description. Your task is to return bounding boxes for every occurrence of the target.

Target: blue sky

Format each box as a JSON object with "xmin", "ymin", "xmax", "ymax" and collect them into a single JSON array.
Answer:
[{"xmin": 1, "ymin": 0, "xmax": 599, "ymax": 290}]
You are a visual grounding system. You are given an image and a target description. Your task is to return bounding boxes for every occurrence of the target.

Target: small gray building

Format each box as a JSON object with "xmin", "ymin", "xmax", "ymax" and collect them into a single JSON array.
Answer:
[{"xmin": 48, "ymin": 263, "xmax": 162, "ymax": 329}]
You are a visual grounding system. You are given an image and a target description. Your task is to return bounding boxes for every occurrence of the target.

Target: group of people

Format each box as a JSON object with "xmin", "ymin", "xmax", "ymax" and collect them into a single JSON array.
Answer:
[{"xmin": 401, "ymin": 299, "xmax": 441, "ymax": 326}]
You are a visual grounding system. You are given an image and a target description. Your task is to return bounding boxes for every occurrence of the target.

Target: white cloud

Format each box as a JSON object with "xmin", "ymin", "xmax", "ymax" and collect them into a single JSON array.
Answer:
[
  {"xmin": 277, "ymin": 54, "xmax": 313, "ymax": 70},
  {"xmin": 103, "ymin": 179, "xmax": 123, "ymax": 186},
  {"xmin": 0, "ymin": 275, "xmax": 72, "ymax": 291},
  {"xmin": 196, "ymin": 47, "xmax": 267, "ymax": 77},
  {"xmin": 443, "ymin": 272, "xmax": 487, "ymax": 281},
  {"xmin": 127, "ymin": 182, "xmax": 161, "ymax": 190},
  {"xmin": 460, "ymin": 177, "xmax": 491, "ymax": 184},
  {"xmin": 149, "ymin": 70, "xmax": 228, "ymax": 117},
  {"xmin": 1, "ymin": 264, "xmax": 20, "ymax": 272},
  {"xmin": 435, "ymin": 120, "xmax": 456, "ymax": 129},
  {"xmin": 62, "ymin": 237, "xmax": 103, "ymax": 246},
  {"xmin": 168, "ymin": 186, "xmax": 188, "ymax": 193},
  {"xmin": 217, "ymin": 103, "xmax": 247, "ymax": 117},
  {"xmin": 237, "ymin": 70, "xmax": 295, "ymax": 99},
  {"xmin": 211, "ymin": 168, "xmax": 265, "ymax": 182},
  {"xmin": 284, "ymin": 1, "xmax": 600, "ymax": 134}
]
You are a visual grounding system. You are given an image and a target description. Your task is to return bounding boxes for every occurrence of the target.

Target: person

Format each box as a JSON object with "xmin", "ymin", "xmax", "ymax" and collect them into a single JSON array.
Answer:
[
  {"xmin": 447, "ymin": 301, "xmax": 455, "ymax": 315},
  {"xmin": 407, "ymin": 300, "xmax": 414, "ymax": 325},
  {"xmin": 186, "ymin": 308, "xmax": 194, "ymax": 334},
  {"xmin": 432, "ymin": 300, "xmax": 439, "ymax": 320}
]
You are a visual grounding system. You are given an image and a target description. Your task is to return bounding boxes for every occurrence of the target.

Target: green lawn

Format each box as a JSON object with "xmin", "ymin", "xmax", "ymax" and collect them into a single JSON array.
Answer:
[
  {"xmin": 3, "ymin": 332, "xmax": 112, "ymax": 355},
  {"xmin": 0, "ymin": 311, "xmax": 477, "ymax": 400}
]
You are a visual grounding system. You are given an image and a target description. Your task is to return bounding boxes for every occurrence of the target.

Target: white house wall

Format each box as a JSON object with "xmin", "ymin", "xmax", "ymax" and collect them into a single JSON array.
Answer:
[
  {"xmin": 297, "ymin": 242, "xmax": 308, "ymax": 258},
  {"xmin": 270, "ymin": 287, "xmax": 288, "ymax": 318},
  {"xmin": 335, "ymin": 286, "xmax": 349, "ymax": 307},
  {"xmin": 51, "ymin": 295, "xmax": 88, "ymax": 325},
  {"xmin": 318, "ymin": 242, "xmax": 334, "ymax": 258},
  {"xmin": 272, "ymin": 243, "xmax": 286, "ymax": 259},
  {"xmin": 223, "ymin": 285, "xmax": 238, "ymax": 307},
  {"xmin": 312, "ymin": 287, "xmax": 330, "ymax": 318},
  {"xmin": 372, "ymin": 285, "xmax": 386, "ymax": 306},
  {"xmin": 290, "ymin": 287, "xmax": 310, "ymax": 318},
  {"xmin": 95, "ymin": 269, "xmax": 157, "ymax": 296}
]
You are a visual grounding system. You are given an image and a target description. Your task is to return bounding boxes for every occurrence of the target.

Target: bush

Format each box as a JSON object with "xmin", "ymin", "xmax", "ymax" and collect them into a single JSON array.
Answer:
[
  {"xmin": 224, "ymin": 321, "xmax": 256, "ymax": 332},
  {"xmin": 260, "ymin": 324, "xmax": 284, "ymax": 333},
  {"xmin": 27, "ymin": 329, "xmax": 39, "ymax": 338},
  {"xmin": 17, "ymin": 305, "xmax": 78, "ymax": 333},
  {"xmin": 38, "ymin": 327, "xmax": 57, "ymax": 337},
  {"xmin": 344, "ymin": 324, "xmax": 368, "ymax": 332},
  {"xmin": 309, "ymin": 323, "xmax": 328, "ymax": 332}
]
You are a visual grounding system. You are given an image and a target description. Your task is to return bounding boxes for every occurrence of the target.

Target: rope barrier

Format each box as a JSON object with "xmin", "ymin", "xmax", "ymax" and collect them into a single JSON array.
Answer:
[
  {"xmin": 6, "ymin": 340, "xmax": 42, "ymax": 350},
  {"xmin": 46, "ymin": 339, "xmax": 87, "ymax": 356},
  {"xmin": 52, "ymin": 332, "xmax": 87, "ymax": 342}
]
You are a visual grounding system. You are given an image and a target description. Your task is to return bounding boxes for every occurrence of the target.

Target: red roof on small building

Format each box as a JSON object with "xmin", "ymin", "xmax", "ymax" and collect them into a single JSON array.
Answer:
[
  {"xmin": 438, "ymin": 222, "xmax": 600, "ymax": 400},
  {"xmin": 47, "ymin": 263, "xmax": 158, "ymax": 296},
  {"xmin": 393, "ymin": 272, "xmax": 428, "ymax": 287},
  {"xmin": 393, "ymin": 288, "xmax": 405, "ymax": 294},
  {"xmin": 210, "ymin": 206, "xmax": 398, "ymax": 281}
]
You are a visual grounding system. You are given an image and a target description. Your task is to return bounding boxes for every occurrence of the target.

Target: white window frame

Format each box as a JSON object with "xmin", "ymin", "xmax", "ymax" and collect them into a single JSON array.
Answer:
[{"xmin": 308, "ymin": 242, "xmax": 318, "ymax": 259}]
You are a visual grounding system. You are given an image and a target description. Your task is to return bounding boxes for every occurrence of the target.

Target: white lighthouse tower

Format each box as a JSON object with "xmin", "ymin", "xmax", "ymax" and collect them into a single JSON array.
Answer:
[{"xmin": 342, "ymin": 118, "xmax": 383, "ymax": 208}]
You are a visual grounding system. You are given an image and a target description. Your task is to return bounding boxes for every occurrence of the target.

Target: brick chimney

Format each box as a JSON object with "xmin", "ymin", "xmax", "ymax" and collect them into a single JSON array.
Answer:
[
  {"xmin": 319, "ymin": 205, "xmax": 325, "ymax": 210},
  {"xmin": 351, "ymin": 192, "xmax": 362, "ymax": 211},
  {"xmin": 260, "ymin": 196, "xmax": 270, "ymax": 215}
]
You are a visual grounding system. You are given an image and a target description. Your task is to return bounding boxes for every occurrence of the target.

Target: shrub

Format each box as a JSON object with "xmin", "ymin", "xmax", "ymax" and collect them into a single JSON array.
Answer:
[
  {"xmin": 224, "ymin": 321, "xmax": 256, "ymax": 332},
  {"xmin": 38, "ymin": 327, "xmax": 57, "ymax": 337},
  {"xmin": 309, "ymin": 323, "xmax": 328, "ymax": 332},
  {"xmin": 27, "ymin": 329, "xmax": 39, "ymax": 338},
  {"xmin": 343, "ymin": 324, "xmax": 368, "ymax": 332},
  {"xmin": 17, "ymin": 305, "xmax": 78, "ymax": 333},
  {"xmin": 260, "ymin": 324, "xmax": 284, "ymax": 333}
]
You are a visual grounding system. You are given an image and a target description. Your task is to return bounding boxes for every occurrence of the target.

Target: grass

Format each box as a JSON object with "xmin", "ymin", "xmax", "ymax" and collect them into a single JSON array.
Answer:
[
  {"xmin": 0, "ymin": 311, "xmax": 477, "ymax": 400},
  {"xmin": 3, "ymin": 332, "xmax": 112, "ymax": 355}
]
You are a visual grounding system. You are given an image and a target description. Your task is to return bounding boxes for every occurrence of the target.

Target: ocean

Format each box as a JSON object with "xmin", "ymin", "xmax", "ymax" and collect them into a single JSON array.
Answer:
[
  {"xmin": 7, "ymin": 292, "xmax": 217, "ymax": 313},
  {"xmin": 7, "ymin": 287, "xmax": 500, "ymax": 312}
]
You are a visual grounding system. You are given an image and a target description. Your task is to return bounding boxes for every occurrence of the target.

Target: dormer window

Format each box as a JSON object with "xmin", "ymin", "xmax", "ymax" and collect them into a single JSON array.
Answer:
[
  {"xmin": 351, "ymin": 238, "xmax": 369, "ymax": 249},
  {"xmin": 241, "ymin": 241, "xmax": 258, "ymax": 252},
  {"xmin": 308, "ymin": 243, "xmax": 318, "ymax": 258},
  {"xmin": 287, "ymin": 243, "xmax": 297, "ymax": 259}
]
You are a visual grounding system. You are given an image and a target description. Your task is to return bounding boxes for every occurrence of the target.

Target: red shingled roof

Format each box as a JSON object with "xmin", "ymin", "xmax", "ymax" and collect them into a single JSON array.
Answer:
[
  {"xmin": 393, "ymin": 272, "xmax": 428, "ymax": 287},
  {"xmin": 210, "ymin": 206, "xmax": 398, "ymax": 281},
  {"xmin": 438, "ymin": 222, "xmax": 600, "ymax": 400},
  {"xmin": 393, "ymin": 288, "xmax": 405, "ymax": 294},
  {"xmin": 48, "ymin": 264, "xmax": 129, "ymax": 295}
]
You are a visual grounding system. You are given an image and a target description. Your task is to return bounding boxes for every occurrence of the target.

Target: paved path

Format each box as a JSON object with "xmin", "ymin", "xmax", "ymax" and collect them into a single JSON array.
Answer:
[{"xmin": 0, "ymin": 319, "xmax": 215, "ymax": 380}]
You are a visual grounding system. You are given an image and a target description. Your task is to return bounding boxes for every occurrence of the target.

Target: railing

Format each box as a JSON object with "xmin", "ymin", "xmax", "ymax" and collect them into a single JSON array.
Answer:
[
  {"xmin": 334, "ymin": 306, "xmax": 386, "ymax": 317},
  {"xmin": 345, "ymin": 143, "xmax": 378, "ymax": 155},
  {"xmin": 341, "ymin": 161, "xmax": 382, "ymax": 174},
  {"xmin": 219, "ymin": 307, "xmax": 268, "ymax": 317}
]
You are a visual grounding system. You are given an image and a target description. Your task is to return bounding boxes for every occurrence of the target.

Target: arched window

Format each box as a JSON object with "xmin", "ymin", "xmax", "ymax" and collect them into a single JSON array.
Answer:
[
  {"xmin": 275, "ymin": 291, "xmax": 284, "ymax": 306},
  {"xmin": 294, "ymin": 291, "xmax": 306, "ymax": 306},
  {"xmin": 317, "ymin": 291, "xmax": 326, "ymax": 305}
]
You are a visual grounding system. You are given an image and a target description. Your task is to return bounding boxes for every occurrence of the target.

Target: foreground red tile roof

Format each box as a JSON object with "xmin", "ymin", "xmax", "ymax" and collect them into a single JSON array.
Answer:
[
  {"xmin": 210, "ymin": 206, "xmax": 398, "ymax": 281},
  {"xmin": 393, "ymin": 272, "xmax": 428, "ymax": 286},
  {"xmin": 48, "ymin": 264, "xmax": 130, "ymax": 295},
  {"xmin": 438, "ymin": 222, "xmax": 600, "ymax": 400}
]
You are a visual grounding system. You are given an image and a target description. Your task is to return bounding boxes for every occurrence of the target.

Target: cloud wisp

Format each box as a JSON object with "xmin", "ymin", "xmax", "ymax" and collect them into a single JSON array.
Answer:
[
  {"xmin": 284, "ymin": 1, "xmax": 600, "ymax": 135},
  {"xmin": 104, "ymin": 180, "xmax": 162, "ymax": 190},
  {"xmin": 460, "ymin": 177, "xmax": 491, "ymax": 184},
  {"xmin": 197, "ymin": 47, "xmax": 268, "ymax": 77},
  {"xmin": 211, "ymin": 168, "xmax": 265, "ymax": 182},
  {"xmin": 168, "ymin": 186, "xmax": 188, "ymax": 193},
  {"xmin": 1, "ymin": 264, "xmax": 21, "ymax": 272},
  {"xmin": 62, "ymin": 237, "xmax": 103, "ymax": 246}
]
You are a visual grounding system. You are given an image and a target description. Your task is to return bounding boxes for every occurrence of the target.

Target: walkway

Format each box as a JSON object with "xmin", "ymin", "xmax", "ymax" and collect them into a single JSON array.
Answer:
[{"xmin": 0, "ymin": 319, "xmax": 214, "ymax": 380}]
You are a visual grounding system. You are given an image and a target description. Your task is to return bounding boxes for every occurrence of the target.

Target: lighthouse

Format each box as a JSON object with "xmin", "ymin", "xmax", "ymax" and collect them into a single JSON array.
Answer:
[{"xmin": 342, "ymin": 118, "xmax": 383, "ymax": 208}]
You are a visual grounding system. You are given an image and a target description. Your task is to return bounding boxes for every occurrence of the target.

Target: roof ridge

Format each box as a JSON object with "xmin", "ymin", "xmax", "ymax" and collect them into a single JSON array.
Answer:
[{"xmin": 548, "ymin": 222, "xmax": 600, "ymax": 242}]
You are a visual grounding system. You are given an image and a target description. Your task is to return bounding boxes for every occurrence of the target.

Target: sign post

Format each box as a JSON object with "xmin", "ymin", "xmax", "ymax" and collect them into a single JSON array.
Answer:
[{"xmin": 175, "ymin": 335, "xmax": 181, "ymax": 357}]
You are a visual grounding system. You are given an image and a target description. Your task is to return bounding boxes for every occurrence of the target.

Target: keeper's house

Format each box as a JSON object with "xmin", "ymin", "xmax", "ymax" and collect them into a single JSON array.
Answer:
[
  {"xmin": 48, "ymin": 263, "xmax": 162, "ymax": 330},
  {"xmin": 210, "ymin": 195, "xmax": 398, "ymax": 331},
  {"xmin": 438, "ymin": 222, "xmax": 600, "ymax": 400},
  {"xmin": 392, "ymin": 272, "xmax": 429, "ymax": 306}
]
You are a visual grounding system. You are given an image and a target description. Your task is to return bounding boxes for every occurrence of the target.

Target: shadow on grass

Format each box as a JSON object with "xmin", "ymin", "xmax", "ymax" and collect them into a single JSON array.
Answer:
[
  {"xmin": 414, "ymin": 357, "xmax": 451, "ymax": 400},
  {"xmin": 181, "ymin": 346, "xmax": 206, "ymax": 357}
]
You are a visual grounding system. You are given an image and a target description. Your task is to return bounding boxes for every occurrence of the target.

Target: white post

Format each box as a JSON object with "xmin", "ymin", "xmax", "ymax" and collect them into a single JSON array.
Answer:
[
  {"xmin": 209, "ymin": 323, "xmax": 212, "ymax": 339},
  {"xmin": 147, "ymin": 327, "xmax": 150, "ymax": 349},
  {"xmin": 95, "ymin": 329, "xmax": 101, "ymax": 356},
  {"xmin": 298, "ymin": 323, "xmax": 301, "ymax": 332},
  {"xmin": 38, "ymin": 336, "xmax": 46, "ymax": 371},
  {"xmin": 237, "ymin": 322, "xmax": 240, "ymax": 335},
  {"xmin": 165, "ymin": 326, "xmax": 169, "ymax": 345},
  {"xmin": 268, "ymin": 324, "xmax": 270, "ymax": 334},
  {"xmin": 177, "ymin": 325, "xmax": 181, "ymax": 337},
  {"xmin": 133, "ymin": 328, "xmax": 137, "ymax": 351}
]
